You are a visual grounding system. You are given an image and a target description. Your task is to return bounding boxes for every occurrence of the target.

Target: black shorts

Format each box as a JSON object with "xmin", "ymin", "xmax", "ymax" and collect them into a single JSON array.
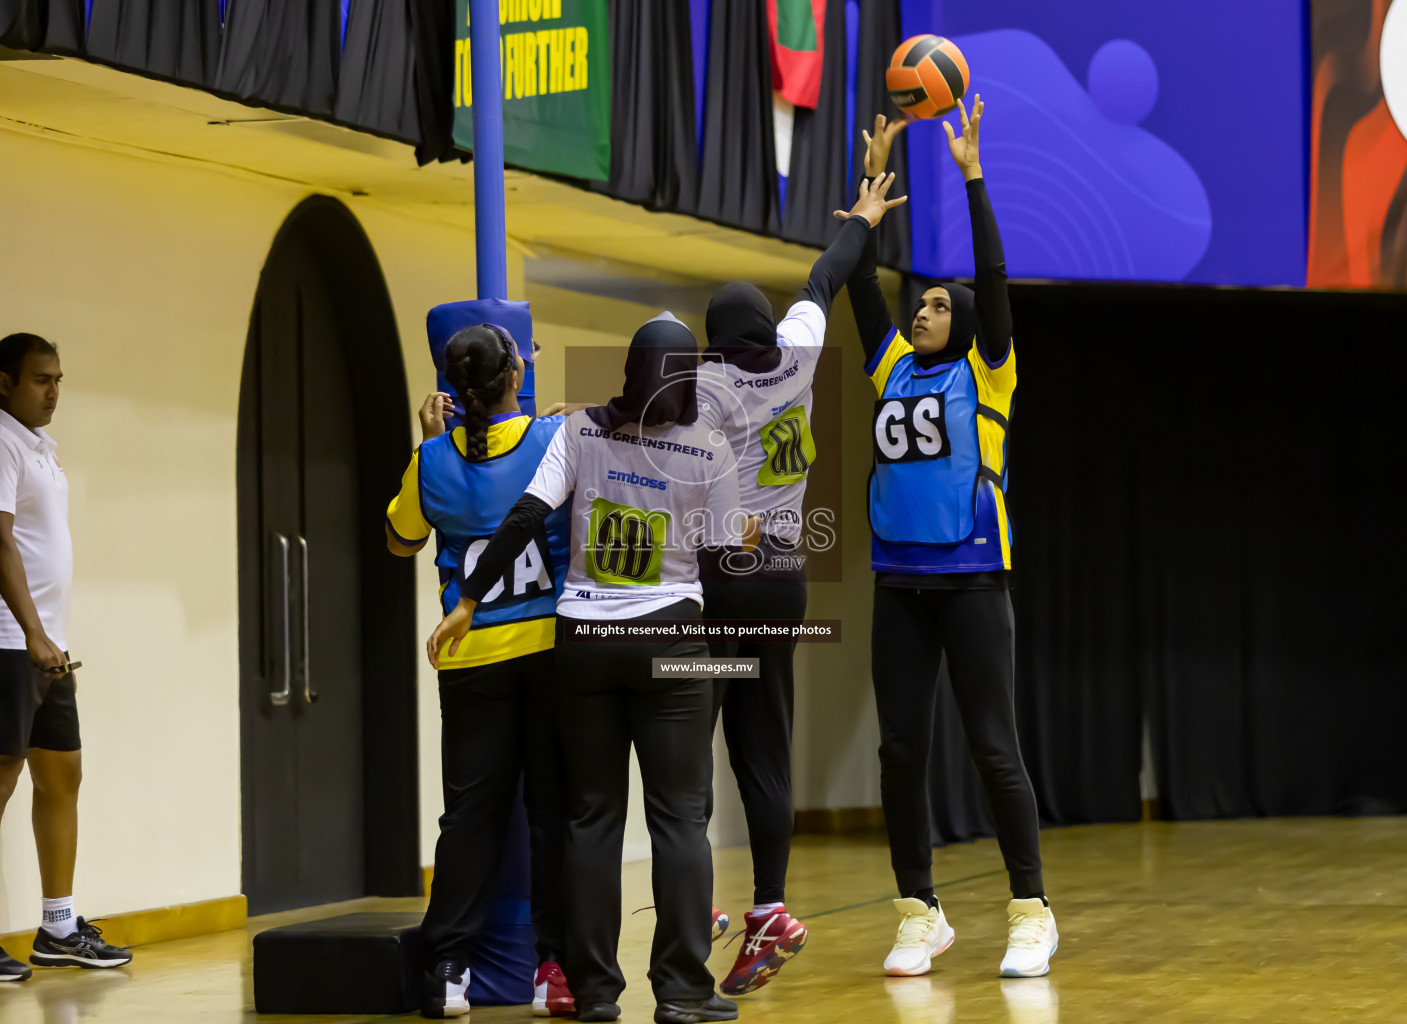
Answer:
[{"xmin": 0, "ymin": 648, "xmax": 80, "ymax": 758}]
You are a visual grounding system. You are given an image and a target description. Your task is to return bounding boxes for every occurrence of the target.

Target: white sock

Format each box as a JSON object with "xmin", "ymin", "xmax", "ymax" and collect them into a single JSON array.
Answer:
[
  {"xmin": 750, "ymin": 902, "xmax": 785, "ymax": 917},
  {"xmin": 41, "ymin": 896, "xmax": 78, "ymax": 938}
]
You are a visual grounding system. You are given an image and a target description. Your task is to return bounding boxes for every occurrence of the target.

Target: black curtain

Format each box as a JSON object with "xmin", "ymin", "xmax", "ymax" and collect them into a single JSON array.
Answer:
[
  {"xmin": 779, "ymin": 0, "xmax": 847, "ymax": 248},
  {"xmin": 86, "ymin": 0, "xmax": 221, "ymax": 86},
  {"xmin": 597, "ymin": 0, "xmax": 700, "ymax": 212},
  {"xmin": 1004, "ymin": 285, "xmax": 1147, "ymax": 827},
  {"xmin": 215, "ymin": 0, "xmax": 340, "ymax": 120},
  {"xmin": 1124, "ymin": 287, "xmax": 1407, "ymax": 820},
  {"xmin": 408, "ymin": 0, "xmax": 461, "ymax": 165},
  {"xmin": 335, "ymin": 0, "xmax": 419, "ymax": 143},
  {"xmin": 1006, "ymin": 283, "xmax": 1406, "ymax": 825},
  {"xmin": 924, "ymin": 285, "xmax": 1407, "ymax": 841},
  {"xmin": 853, "ymin": 0, "xmax": 910, "ymax": 270},
  {"xmin": 0, "ymin": 0, "xmax": 44, "ymax": 49},
  {"xmin": 0, "ymin": 0, "xmax": 82, "ymax": 53},
  {"xmin": 696, "ymin": 0, "xmax": 779, "ymax": 235}
]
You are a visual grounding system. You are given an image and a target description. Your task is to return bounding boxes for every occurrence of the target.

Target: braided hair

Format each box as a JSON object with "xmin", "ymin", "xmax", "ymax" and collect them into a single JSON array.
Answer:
[{"xmin": 443, "ymin": 324, "xmax": 517, "ymax": 462}]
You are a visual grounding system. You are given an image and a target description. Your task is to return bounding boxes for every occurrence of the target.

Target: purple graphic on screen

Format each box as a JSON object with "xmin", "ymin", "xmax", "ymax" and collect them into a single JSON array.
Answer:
[
  {"xmin": 905, "ymin": 30, "xmax": 1211, "ymax": 282},
  {"xmin": 1087, "ymin": 39, "xmax": 1158, "ymax": 126}
]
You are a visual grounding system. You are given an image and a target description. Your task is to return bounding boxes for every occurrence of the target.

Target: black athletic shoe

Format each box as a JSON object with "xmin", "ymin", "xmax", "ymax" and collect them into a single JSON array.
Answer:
[
  {"xmin": 29, "ymin": 918, "xmax": 132, "ymax": 969},
  {"xmin": 654, "ymin": 993, "xmax": 739, "ymax": 1024},
  {"xmin": 1, "ymin": 945, "xmax": 32, "ymax": 982},
  {"xmin": 421, "ymin": 959, "xmax": 469, "ymax": 1019},
  {"xmin": 576, "ymin": 1002, "xmax": 622, "ymax": 1022}
]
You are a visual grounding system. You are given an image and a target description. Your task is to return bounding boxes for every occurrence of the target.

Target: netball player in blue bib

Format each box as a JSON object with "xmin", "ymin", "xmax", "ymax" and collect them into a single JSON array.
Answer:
[
  {"xmin": 430, "ymin": 314, "xmax": 757, "ymax": 1024},
  {"xmin": 385, "ymin": 324, "xmax": 575, "ymax": 1019},
  {"xmin": 846, "ymin": 101, "xmax": 1057, "ymax": 979}
]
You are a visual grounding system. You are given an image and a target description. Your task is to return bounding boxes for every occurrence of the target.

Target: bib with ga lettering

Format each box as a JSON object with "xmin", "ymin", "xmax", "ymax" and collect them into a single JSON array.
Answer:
[{"xmin": 419, "ymin": 416, "xmax": 569, "ymax": 626}]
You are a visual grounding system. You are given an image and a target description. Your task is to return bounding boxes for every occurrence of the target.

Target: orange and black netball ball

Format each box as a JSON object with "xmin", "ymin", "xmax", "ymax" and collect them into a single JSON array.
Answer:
[{"xmin": 887, "ymin": 35, "xmax": 970, "ymax": 118}]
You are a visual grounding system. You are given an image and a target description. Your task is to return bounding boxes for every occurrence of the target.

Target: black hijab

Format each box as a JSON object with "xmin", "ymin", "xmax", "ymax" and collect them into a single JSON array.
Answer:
[
  {"xmin": 703, "ymin": 281, "xmax": 784, "ymax": 373},
  {"xmin": 586, "ymin": 312, "xmax": 700, "ymax": 430},
  {"xmin": 906, "ymin": 279, "xmax": 979, "ymax": 370}
]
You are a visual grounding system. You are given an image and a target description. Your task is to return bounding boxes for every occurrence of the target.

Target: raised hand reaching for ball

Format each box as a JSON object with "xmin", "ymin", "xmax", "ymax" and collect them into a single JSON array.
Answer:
[{"xmin": 943, "ymin": 95, "xmax": 984, "ymax": 182}]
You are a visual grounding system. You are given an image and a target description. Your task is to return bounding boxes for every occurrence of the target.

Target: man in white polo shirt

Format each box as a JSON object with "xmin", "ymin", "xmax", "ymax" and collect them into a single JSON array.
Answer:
[{"xmin": 0, "ymin": 334, "xmax": 129, "ymax": 982}]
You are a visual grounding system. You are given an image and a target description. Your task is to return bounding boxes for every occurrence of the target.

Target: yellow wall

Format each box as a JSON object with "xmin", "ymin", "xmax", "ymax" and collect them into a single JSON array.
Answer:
[{"xmin": 0, "ymin": 119, "xmax": 886, "ymax": 932}]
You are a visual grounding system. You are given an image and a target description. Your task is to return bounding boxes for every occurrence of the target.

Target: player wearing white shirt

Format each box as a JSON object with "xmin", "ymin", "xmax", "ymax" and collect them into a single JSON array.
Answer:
[
  {"xmin": 0, "ymin": 334, "xmax": 130, "ymax": 984},
  {"xmin": 692, "ymin": 175, "xmax": 907, "ymax": 996},
  {"xmin": 429, "ymin": 313, "xmax": 758, "ymax": 1024}
]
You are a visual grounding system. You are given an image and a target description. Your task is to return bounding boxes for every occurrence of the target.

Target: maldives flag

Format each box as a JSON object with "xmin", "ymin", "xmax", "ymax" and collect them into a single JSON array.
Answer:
[{"xmin": 768, "ymin": 0, "xmax": 826, "ymax": 109}]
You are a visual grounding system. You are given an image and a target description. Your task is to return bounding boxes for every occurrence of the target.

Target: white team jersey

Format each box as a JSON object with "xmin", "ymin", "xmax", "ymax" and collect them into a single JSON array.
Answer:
[
  {"xmin": 695, "ymin": 299, "xmax": 825, "ymax": 543},
  {"xmin": 524, "ymin": 409, "xmax": 743, "ymax": 619}
]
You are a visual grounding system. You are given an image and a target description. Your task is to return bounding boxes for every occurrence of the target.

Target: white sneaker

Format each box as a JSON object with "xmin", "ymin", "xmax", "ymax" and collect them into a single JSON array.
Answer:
[
  {"xmin": 883, "ymin": 898, "xmax": 956, "ymax": 976},
  {"xmin": 423, "ymin": 959, "xmax": 470, "ymax": 1018},
  {"xmin": 999, "ymin": 898, "xmax": 1058, "ymax": 978}
]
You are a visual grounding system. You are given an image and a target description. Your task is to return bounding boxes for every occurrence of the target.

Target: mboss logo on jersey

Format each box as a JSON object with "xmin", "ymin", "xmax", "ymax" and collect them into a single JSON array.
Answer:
[
  {"xmin": 873, "ymin": 394, "xmax": 951, "ymax": 464},
  {"xmin": 460, "ymin": 527, "xmax": 555, "ymax": 608},
  {"xmin": 607, "ymin": 468, "xmax": 668, "ymax": 491}
]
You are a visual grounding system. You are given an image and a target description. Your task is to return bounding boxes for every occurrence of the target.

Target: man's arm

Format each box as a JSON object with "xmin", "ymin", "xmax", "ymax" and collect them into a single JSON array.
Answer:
[{"xmin": 0, "ymin": 513, "xmax": 65, "ymax": 671}]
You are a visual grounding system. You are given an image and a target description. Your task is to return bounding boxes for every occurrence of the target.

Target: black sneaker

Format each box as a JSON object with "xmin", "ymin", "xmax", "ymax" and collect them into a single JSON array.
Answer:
[
  {"xmin": 421, "ymin": 959, "xmax": 469, "ymax": 1019},
  {"xmin": 655, "ymin": 993, "xmax": 739, "ymax": 1024},
  {"xmin": 1, "ymin": 945, "xmax": 32, "ymax": 982},
  {"xmin": 577, "ymin": 1003, "xmax": 622, "ymax": 1022},
  {"xmin": 29, "ymin": 918, "xmax": 132, "ymax": 969}
]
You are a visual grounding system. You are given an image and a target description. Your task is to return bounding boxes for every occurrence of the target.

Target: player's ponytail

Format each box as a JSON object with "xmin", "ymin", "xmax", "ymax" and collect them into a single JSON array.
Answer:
[{"xmin": 442, "ymin": 324, "xmax": 517, "ymax": 463}]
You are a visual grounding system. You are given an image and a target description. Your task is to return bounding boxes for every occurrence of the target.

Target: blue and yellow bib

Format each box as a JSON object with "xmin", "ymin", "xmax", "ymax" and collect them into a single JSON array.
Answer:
[
  {"xmin": 386, "ymin": 414, "xmax": 569, "ymax": 667},
  {"xmin": 865, "ymin": 329, "xmax": 1016, "ymax": 574}
]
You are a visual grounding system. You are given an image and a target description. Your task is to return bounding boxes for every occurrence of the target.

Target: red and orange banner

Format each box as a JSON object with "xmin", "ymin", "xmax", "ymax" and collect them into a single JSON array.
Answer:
[
  {"xmin": 768, "ymin": 0, "xmax": 826, "ymax": 108},
  {"xmin": 1308, "ymin": 0, "xmax": 1407, "ymax": 288}
]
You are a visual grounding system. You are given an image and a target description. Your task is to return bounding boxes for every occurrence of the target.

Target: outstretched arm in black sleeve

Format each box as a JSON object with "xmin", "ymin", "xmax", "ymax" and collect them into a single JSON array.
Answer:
[
  {"xmin": 799, "ymin": 216, "xmax": 873, "ymax": 316},
  {"xmin": 844, "ymin": 204, "xmax": 898, "ymax": 366},
  {"xmin": 819, "ymin": 172, "xmax": 908, "ymax": 343},
  {"xmin": 944, "ymin": 95, "xmax": 1012, "ymax": 363},
  {"xmin": 462, "ymin": 494, "xmax": 553, "ymax": 602},
  {"xmin": 966, "ymin": 176, "xmax": 1012, "ymax": 363},
  {"xmin": 845, "ymin": 114, "xmax": 912, "ymax": 365}
]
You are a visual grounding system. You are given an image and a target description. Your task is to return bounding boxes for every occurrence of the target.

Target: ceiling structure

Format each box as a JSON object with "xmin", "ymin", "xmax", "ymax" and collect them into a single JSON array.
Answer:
[{"xmin": 0, "ymin": 51, "xmax": 823, "ymax": 290}]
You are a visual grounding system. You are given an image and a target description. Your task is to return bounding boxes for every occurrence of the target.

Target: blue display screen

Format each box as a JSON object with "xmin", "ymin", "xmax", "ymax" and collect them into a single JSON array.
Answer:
[{"xmin": 898, "ymin": 0, "xmax": 1307, "ymax": 286}]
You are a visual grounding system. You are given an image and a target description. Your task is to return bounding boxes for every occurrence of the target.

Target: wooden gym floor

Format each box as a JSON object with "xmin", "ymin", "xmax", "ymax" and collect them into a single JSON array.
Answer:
[{"xmin": 0, "ymin": 818, "xmax": 1403, "ymax": 1023}]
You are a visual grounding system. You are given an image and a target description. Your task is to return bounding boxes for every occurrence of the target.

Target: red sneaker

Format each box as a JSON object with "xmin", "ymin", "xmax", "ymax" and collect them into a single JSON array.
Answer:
[
  {"xmin": 720, "ymin": 907, "xmax": 808, "ymax": 995},
  {"xmin": 532, "ymin": 960, "xmax": 575, "ymax": 1017},
  {"xmin": 712, "ymin": 906, "xmax": 730, "ymax": 944}
]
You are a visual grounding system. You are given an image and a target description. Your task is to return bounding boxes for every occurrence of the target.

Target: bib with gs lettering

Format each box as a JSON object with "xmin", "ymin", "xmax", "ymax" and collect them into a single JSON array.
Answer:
[{"xmin": 868, "ymin": 356, "xmax": 991, "ymax": 545}]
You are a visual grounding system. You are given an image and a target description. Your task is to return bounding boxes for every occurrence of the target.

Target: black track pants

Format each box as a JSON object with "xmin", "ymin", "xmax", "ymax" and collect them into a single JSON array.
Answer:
[
  {"xmin": 870, "ymin": 585, "xmax": 1044, "ymax": 899},
  {"xmin": 421, "ymin": 649, "xmax": 567, "ymax": 967},
  {"xmin": 556, "ymin": 601, "xmax": 717, "ymax": 1006},
  {"xmin": 701, "ymin": 536, "xmax": 807, "ymax": 905}
]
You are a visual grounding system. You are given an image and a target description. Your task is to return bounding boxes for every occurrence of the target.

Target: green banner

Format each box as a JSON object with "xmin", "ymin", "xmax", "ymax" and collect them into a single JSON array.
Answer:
[{"xmin": 453, "ymin": 0, "xmax": 611, "ymax": 182}]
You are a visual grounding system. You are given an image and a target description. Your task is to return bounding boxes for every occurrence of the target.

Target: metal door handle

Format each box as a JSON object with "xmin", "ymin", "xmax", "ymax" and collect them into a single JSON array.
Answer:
[
  {"xmin": 298, "ymin": 536, "xmax": 318, "ymax": 704},
  {"xmin": 270, "ymin": 533, "xmax": 291, "ymax": 706}
]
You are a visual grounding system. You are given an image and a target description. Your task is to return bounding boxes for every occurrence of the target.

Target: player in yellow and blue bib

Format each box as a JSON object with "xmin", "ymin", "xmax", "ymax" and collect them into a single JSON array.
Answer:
[
  {"xmin": 847, "ymin": 103, "xmax": 1057, "ymax": 980},
  {"xmin": 384, "ymin": 323, "xmax": 575, "ymax": 1015}
]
